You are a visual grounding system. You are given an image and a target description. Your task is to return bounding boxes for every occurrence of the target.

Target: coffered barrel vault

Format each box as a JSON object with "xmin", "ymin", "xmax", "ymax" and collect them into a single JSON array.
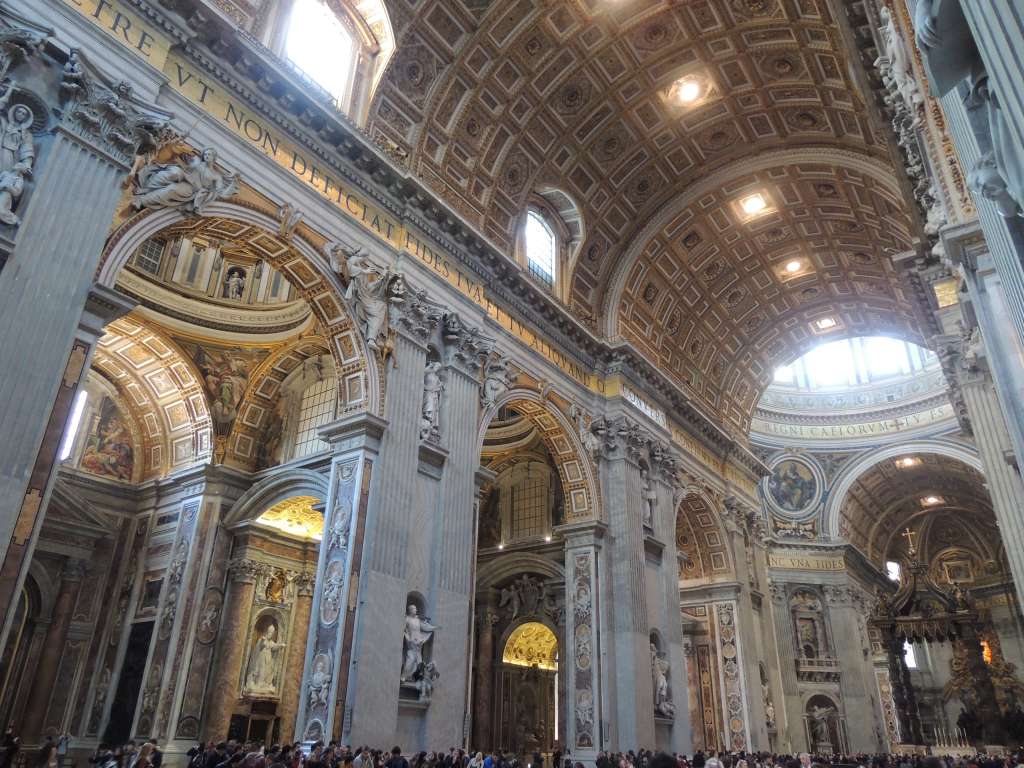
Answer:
[{"xmin": 367, "ymin": 0, "xmax": 924, "ymax": 434}]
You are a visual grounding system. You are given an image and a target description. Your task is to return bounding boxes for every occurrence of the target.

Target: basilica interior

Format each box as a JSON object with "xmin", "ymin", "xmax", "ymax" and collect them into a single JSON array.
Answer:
[{"xmin": 2, "ymin": 0, "xmax": 1024, "ymax": 763}]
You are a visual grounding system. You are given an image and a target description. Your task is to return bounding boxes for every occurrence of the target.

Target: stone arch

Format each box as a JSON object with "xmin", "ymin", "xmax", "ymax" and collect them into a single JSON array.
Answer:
[
  {"xmin": 226, "ymin": 335, "xmax": 334, "ymax": 470},
  {"xmin": 476, "ymin": 552, "xmax": 564, "ymax": 591},
  {"xmin": 91, "ymin": 317, "xmax": 212, "ymax": 477},
  {"xmin": 821, "ymin": 438, "xmax": 982, "ymax": 539},
  {"xmin": 222, "ymin": 468, "xmax": 329, "ymax": 528},
  {"xmin": 478, "ymin": 389, "xmax": 601, "ymax": 523},
  {"xmin": 97, "ymin": 200, "xmax": 380, "ymax": 417},
  {"xmin": 677, "ymin": 490, "xmax": 734, "ymax": 582}
]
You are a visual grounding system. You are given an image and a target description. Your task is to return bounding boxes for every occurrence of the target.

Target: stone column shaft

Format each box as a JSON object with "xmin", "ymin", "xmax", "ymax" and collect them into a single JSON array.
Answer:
[
  {"xmin": 561, "ymin": 523, "xmax": 605, "ymax": 762},
  {"xmin": 204, "ymin": 573, "xmax": 257, "ymax": 741},
  {"xmin": 0, "ymin": 28, "xmax": 167, "ymax": 648},
  {"xmin": 278, "ymin": 589, "xmax": 313, "ymax": 743},
  {"xmin": 959, "ymin": 373, "xmax": 1024, "ymax": 614},
  {"xmin": 600, "ymin": 453, "xmax": 650, "ymax": 751},
  {"xmin": 297, "ymin": 413, "xmax": 384, "ymax": 744},
  {"xmin": 22, "ymin": 561, "xmax": 84, "ymax": 743},
  {"xmin": 768, "ymin": 587, "xmax": 803, "ymax": 752},
  {"xmin": 472, "ymin": 599, "xmax": 497, "ymax": 749}
]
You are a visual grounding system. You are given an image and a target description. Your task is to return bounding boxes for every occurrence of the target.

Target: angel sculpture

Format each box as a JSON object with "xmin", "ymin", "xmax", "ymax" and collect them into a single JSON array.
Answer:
[{"xmin": 132, "ymin": 146, "xmax": 239, "ymax": 215}]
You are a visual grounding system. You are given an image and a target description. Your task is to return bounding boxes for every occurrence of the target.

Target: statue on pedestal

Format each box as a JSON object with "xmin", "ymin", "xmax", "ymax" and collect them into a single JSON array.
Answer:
[
  {"xmin": 419, "ymin": 361, "xmax": 444, "ymax": 442},
  {"xmin": 0, "ymin": 96, "xmax": 34, "ymax": 226},
  {"xmin": 640, "ymin": 467, "xmax": 656, "ymax": 528},
  {"xmin": 401, "ymin": 604, "xmax": 439, "ymax": 683}
]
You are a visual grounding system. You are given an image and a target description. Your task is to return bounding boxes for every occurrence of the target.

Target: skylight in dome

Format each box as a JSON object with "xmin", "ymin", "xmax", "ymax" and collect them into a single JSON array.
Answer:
[
  {"xmin": 285, "ymin": 0, "xmax": 354, "ymax": 102},
  {"xmin": 804, "ymin": 339, "xmax": 856, "ymax": 388},
  {"xmin": 862, "ymin": 336, "xmax": 910, "ymax": 377}
]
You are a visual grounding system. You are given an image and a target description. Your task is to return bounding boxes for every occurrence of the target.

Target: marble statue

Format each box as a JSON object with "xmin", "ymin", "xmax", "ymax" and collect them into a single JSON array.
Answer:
[
  {"xmin": 342, "ymin": 252, "xmax": 404, "ymax": 352},
  {"xmin": 878, "ymin": 6, "xmax": 921, "ymax": 116},
  {"xmin": 481, "ymin": 354, "xmax": 516, "ymax": 409},
  {"xmin": 419, "ymin": 361, "xmax": 444, "ymax": 442},
  {"xmin": 808, "ymin": 705, "xmax": 836, "ymax": 744},
  {"xmin": 651, "ymin": 644, "xmax": 674, "ymax": 718},
  {"xmin": 308, "ymin": 652, "xmax": 332, "ymax": 709},
  {"xmin": 414, "ymin": 660, "xmax": 440, "ymax": 702},
  {"xmin": 640, "ymin": 467, "xmax": 656, "ymax": 528},
  {"xmin": 0, "ymin": 98, "xmax": 34, "ymax": 226},
  {"xmin": 132, "ymin": 147, "xmax": 239, "ymax": 215},
  {"xmin": 401, "ymin": 604, "xmax": 439, "ymax": 683},
  {"xmin": 246, "ymin": 622, "xmax": 286, "ymax": 694},
  {"xmin": 223, "ymin": 268, "xmax": 245, "ymax": 300}
]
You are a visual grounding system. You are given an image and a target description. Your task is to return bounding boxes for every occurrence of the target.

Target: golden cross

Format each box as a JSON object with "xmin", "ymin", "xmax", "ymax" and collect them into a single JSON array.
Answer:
[{"xmin": 901, "ymin": 527, "xmax": 918, "ymax": 555}]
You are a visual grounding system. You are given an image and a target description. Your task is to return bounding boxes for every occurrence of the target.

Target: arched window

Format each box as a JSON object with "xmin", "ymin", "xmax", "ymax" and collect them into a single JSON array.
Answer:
[
  {"xmin": 524, "ymin": 211, "xmax": 557, "ymax": 287},
  {"xmin": 292, "ymin": 377, "xmax": 336, "ymax": 458},
  {"xmin": 284, "ymin": 0, "xmax": 356, "ymax": 107}
]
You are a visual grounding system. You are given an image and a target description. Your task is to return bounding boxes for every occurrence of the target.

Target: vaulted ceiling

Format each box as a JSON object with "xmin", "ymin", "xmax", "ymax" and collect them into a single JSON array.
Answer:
[
  {"xmin": 368, "ymin": 0, "xmax": 925, "ymax": 435},
  {"xmin": 838, "ymin": 454, "xmax": 996, "ymax": 567}
]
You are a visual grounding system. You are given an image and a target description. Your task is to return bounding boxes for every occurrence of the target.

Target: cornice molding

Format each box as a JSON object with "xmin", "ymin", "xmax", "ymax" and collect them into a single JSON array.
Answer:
[{"xmin": 69, "ymin": 0, "xmax": 767, "ymax": 470}]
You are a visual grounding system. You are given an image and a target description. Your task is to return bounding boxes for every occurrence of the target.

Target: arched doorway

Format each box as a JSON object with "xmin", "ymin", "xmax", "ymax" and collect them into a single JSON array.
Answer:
[
  {"xmin": 472, "ymin": 389, "xmax": 599, "ymax": 756},
  {"xmin": 498, "ymin": 621, "xmax": 560, "ymax": 755}
]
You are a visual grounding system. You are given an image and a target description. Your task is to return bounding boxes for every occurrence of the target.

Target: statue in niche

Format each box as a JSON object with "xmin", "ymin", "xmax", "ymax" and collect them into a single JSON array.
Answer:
[
  {"xmin": 419, "ymin": 361, "xmax": 444, "ymax": 442},
  {"xmin": 0, "ymin": 94, "xmax": 34, "ymax": 227},
  {"xmin": 808, "ymin": 704, "xmax": 836, "ymax": 745},
  {"xmin": 640, "ymin": 467, "xmax": 656, "ymax": 528},
  {"xmin": 132, "ymin": 147, "xmax": 239, "ymax": 215},
  {"xmin": 223, "ymin": 267, "xmax": 246, "ymax": 300},
  {"xmin": 246, "ymin": 620, "xmax": 286, "ymax": 695},
  {"xmin": 651, "ymin": 644, "xmax": 675, "ymax": 718},
  {"xmin": 401, "ymin": 604, "xmax": 439, "ymax": 683}
]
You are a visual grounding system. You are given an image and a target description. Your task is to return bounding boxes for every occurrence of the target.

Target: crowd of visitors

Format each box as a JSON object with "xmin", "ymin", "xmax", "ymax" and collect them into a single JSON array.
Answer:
[{"xmin": 3, "ymin": 729, "xmax": 1024, "ymax": 768}]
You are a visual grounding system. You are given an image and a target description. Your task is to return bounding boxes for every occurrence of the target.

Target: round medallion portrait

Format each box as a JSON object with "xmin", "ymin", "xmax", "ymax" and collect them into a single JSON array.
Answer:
[{"xmin": 765, "ymin": 457, "xmax": 823, "ymax": 519}]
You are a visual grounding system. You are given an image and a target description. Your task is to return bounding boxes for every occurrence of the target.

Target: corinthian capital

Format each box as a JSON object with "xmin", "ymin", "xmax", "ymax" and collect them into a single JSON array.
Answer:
[
  {"xmin": 60, "ymin": 50, "xmax": 172, "ymax": 166},
  {"xmin": 397, "ymin": 287, "xmax": 444, "ymax": 344},
  {"xmin": 441, "ymin": 312, "xmax": 492, "ymax": 372}
]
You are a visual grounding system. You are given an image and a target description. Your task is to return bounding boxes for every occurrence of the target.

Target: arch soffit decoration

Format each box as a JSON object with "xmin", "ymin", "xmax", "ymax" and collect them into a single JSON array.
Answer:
[
  {"xmin": 479, "ymin": 388, "xmax": 601, "ymax": 524},
  {"xmin": 225, "ymin": 334, "xmax": 334, "ymax": 470},
  {"xmin": 223, "ymin": 467, "xmax": 330, "ymax": 528},
  {"xmin": 98, "ymin": 201, "xmax": 380, "ymax": 418},
  {"xmin": 91, "ymin": 316, "xmax": 213, "ymax": 478},
  {"xmin": 822, "ymin": 438, "xmax": 982, "ymax": 539},
  {"xmin": 677, "ymin": 490, "xmax": 734, "ymax": 582},
  {"xmin": 366, "ymin": 1, "xmax": 898, "ymax": 318}
]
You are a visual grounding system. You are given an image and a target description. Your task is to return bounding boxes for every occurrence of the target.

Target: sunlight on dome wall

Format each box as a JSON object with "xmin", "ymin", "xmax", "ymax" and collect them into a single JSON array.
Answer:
[
  {"xmin": 285, "ymin": 0, "xmax": 355, "ymax": 102},
  {"xmin": 772, "ymin": 336, "xmax": 936, "ymax": 390}
]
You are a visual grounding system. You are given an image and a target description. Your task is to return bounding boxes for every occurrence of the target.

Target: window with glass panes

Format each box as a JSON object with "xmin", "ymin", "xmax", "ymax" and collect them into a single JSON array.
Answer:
[
  {"xmin": 525, "ymin": 211, "xmax": 556, "ymax": 286},
  {"xmin": 510, "ymin": 468, "xmax": 547, "ymax": 540},
  {"xmin": 134, "ymin": 238, "xmax": 166, "ymax": 275},
  {"xmin": 293, "ymin": 378, "xmax": 336, "ymax": 458}
]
